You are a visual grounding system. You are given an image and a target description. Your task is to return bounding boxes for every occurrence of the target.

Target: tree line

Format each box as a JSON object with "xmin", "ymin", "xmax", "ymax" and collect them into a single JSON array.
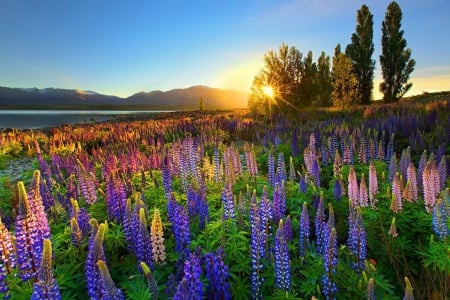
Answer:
[{"xmin": 248, "ymin": 1, "xmax": 416, "ymax": 118}]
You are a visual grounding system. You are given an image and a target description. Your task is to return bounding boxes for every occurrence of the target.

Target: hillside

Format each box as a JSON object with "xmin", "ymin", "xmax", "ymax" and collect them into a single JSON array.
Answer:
[{"xmin": 0, "ymin": 85, "xmax": 248, "ymax": 110}]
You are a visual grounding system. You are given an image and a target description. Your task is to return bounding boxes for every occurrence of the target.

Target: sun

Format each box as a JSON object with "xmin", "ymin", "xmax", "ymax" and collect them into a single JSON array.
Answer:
[{"xmin": 262, "ymin": 85, "xmax": 274, "ymax": 99}]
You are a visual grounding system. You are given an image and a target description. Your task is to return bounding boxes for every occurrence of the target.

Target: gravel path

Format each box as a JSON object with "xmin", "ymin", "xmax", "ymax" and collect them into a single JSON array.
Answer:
[{"xmin": 0, "ymin": 157, "xmax": 36, "ymax": 182}]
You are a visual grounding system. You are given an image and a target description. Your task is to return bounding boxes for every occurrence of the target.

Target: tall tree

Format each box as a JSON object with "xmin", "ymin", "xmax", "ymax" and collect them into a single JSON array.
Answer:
[
  {"xmin": 346, "ymin": 4, "xmax": 375, "ymax": 104},
  {"xmin": 317, "ymin": 51, "xmax": 333, "ymax": 107},
  {"xmin": 379, "ymin": 1, "xmax": 416, "ymax": 103},
  {"xmin": 248, "ymin": 43, "xmax": 304, "ymax": 119},
  {"xmin": 298, "ymin": 51, "xmax": 319, "ymax": 107},
  {"xmin": 332, "ymin": 45, "xmax": 358, "ymax": 108}
]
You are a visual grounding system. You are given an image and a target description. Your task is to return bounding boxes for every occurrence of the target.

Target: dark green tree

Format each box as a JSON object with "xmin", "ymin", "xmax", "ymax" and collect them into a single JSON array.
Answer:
[
  {"xmin": 248, "ymin": 43, "xmax": 304, "ymax": 119},
  {"xmin": 379, "ymin": 1, "xmax": 416, "ymax": 103},
  {"xmin": 199, "ymin": 96, "xmax": 204, "ymax": 111},
  {"xmin": 298, "ymin": 51, "xmax": 319, "ymax": 107},
  {"xmin": 316, "ymin": 51, "xmax": 333, "ymax": 106},
  {"xmin": 346, "ymin": 4, "xmax": 375, "ymax": 104},
  {"xmin": 332, "ymin": 44, "xmax": 358, "ymax": 108}
]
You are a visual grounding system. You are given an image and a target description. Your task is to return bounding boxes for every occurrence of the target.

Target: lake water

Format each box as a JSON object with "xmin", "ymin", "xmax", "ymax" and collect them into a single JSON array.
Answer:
[{"xmin": 0, "ymin": 110, "xmax": 174, "ymax": 129}]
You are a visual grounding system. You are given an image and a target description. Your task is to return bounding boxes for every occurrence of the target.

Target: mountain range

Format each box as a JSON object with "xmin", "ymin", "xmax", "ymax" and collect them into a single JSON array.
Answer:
[{"xmin": 0, "ymin": 85, "xmax": 248, "ymax": 110}]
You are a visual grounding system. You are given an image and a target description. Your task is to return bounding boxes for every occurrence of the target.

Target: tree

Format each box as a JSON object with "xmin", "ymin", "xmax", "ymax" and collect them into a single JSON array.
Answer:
[
  {"xmin": 317, "ymin": 52, "xmax": 333, "ymax": 106},
  {"xmin": 379, "ymin": 1, "xmax": 416, "ymax": 103},
  {"xmin": 298, "ymin": 51, "xmax": 319, "ymax": 107},
  {"xmin": 248, "ymin": 43, "xmax": 304, "ymax": 119},
  {"xmin": 331, "ymin": 45, "xmax": 358, "ymax": 108},
  {"xmin": 346, "ymin": 4, "xmax": 375, "ymax": 104}
]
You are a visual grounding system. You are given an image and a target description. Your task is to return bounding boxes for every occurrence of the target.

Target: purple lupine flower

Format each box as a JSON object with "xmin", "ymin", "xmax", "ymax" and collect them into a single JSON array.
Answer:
[
  {"xmin": 31, "ymin": 239, "xmax": 61, "ymax": 300},
  {"xmin": 334, "ymin": 177, "xmax": 342, "ymax": 202},
  {"xmin": 173, "ymin": 206, "xmax": 191, "ymax": 257},
  {"xmin": 39, "ymin": 176, "xmax": 54, "ymax": 211},
  {"xmin": 174, "ymin": 253, "xmax": 203, "ymax": 300},
  {"xmin": 140, "ymin": 262, "xmax": 159, "ymax": 299},
  {"xmin": 432, "ymin": 198, "xmax": 448, "ymax": 240},
  {"xmin": 272, "ymin": 183, "xmax": 285, "ymax": 225},
  {"xmin": 359, "ymin": 173, "xmax": 368, "ymax": 207},
  {"xmin": 315, "ymin": 193, "xmax": 325, "ymax": 254},
  {"xmin": 86, "ymin": 222, "xmax": 106, "ymax": 299},
  {"xmin": 369, "ymin": 160, "xmax": 378, "ymax": 207},
  {"xmin": 28, "ymin": 171, "xmax": 51, "ymax": 242},
  {"xmin": 198, "ymin": 191, "xmax": 210, "ymax": 230},
  {"xmin": 299, "ymin": 172, "xmax": 307, "ymax": 193},
  {"xmin": 277, "ymin": 153, "xmax": 287, "ymax": 183},
  {"xmin": 187, "ymin": 181, "xmax": 199, "ymax": 219},
  {"xmin": 299, "ymin": 202, "xmax": 310, "ymax": 258},
  {"xmin": 105, "ymin": 175, "xmax": 127, "ymax": 223},
  {"xmin": 204, "ymin": 248, "xmax": 231, "ymax": 300},
  {"xmin": 406, "ymin": 162, "xmax": 418, "ymax": 202},
  {"xmin": 76, "ymin": 159, "xmax": 97, "ymax": 205},
  {"xmin": 391, "ymin": 173, "xmax": 403, "ymax": 212},
  {"xmin": 134, "ymin": 208, "xmax": 153, "ymax": 271},
  {"xmin": 388, "ymin": 154, "xmax": 398, "ymax": 185},
  {"xmin": 311, "ymin": 159, "xmax": 321, "ymax": 187},
  {"xmin": 274, "ymin": 220, "xmax": 290, "ymax": 291},
  {"xmin": 213, "ymin": 147, "xmax": 221, "ymax": 182},
  {"xmin": 15, "ymin": 181, "xmax": 42, "ymax": 281},
  {"xmin": 0, "ymin": 259, "xmax": 9, "ymax": 299},
  {"xmin": 417, "ymin": 150, "xmax": 427, "ymax": 194},
  {"xmin": 250, "ymin": 192, "xmax": 263, "ymax": 299},
  {"xmin": 399, "ymin": 147, "xmax": 411, "ymax": 180},
  {"xmin": 96, "ymin": 260, "xmax": 124, "ymax": 300},
  {"xmin": 438, "ymin": 156, "xmax": 447, "ymax": 191},
  {"xmin": 259, "ymin": 186, "xmax": 272, "ymax": 259},
  {"xmin": 321, "ymin": 226, "xmax": 338, "ymax": 300},
  {"xmin": 385, "ymin": 133, "xmax": 394, "ymax": 163},
  {"xmin": 221, "ymin": 183, "xmax": 236, "ymax": 220},
  {"xmin": 0, "ymin": 218, "xmax": 15, "ymax": 274},
  {"xmin": 347, "ymin": 207, "xmax": 366, "ymax": 272},
  {"xmin": 70, "ymin": 217, "xmax": 83, "ymax": 247},
  {"xmin": 162, "ymin": 156, "xmax": 173, "ymax": 200},
  {"xmin": 348, "ymin": 166, "xmax": 359, "ymax": 207},
  {"xmin": 268, "ymin": 149, "xmax": 275, "ymax": 187},
  {"xmin": 377, "ymin": 140, "xmax": 384, "ymax": 161}
]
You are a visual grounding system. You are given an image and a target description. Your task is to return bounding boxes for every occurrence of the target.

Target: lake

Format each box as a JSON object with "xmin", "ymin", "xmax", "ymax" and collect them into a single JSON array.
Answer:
[{"xmin": 0, "ymin": 110, "xmax": 174, "ymax": 129}]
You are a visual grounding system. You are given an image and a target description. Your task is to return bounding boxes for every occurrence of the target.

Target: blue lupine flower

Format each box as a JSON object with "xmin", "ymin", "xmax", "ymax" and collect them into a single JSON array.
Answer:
[
  {"xmin": 31, "ymin": 239, "xmax": 61, "ymax": 300},
  {"xmin": 299, "ymin": 202, "xmax": 310, "ymax": 258},
  {"xmin": 274, "ymin": 220, "xmax": 290, "ymax": 291},
  {"xmin": 96, "ymin": 260, "xmax": 124, "ymax": 300},
  {"xmin": 321, "ymin": 226, "xmax": 338, "ymax": 300},
  {"xmin": 204, "ymin": 248, "xmax": 231, "ymax": 300},
  {"xmin": 86, "ymin": 222, "xmax": 106, "ymax": 299},
  {"xmin": 221, "ymin": 183, "xmax": 236, "ymax": 220},
  {"xmin": 432, "ymin": 198, "xmax": 448, "ymax": 240},
  {"xmin": 174, "ymin": 253, "xmax": 203, "ymax": 300},
  {"xmin": 347, "ymin": 207, "xmax": 367, "ymax": 272}
]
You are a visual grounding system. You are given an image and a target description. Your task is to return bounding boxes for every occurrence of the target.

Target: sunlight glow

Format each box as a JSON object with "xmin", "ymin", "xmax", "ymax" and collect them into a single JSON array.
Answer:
[{"xmin": 262, "ymin": 85, "xmax": 274, "ymax": 99}]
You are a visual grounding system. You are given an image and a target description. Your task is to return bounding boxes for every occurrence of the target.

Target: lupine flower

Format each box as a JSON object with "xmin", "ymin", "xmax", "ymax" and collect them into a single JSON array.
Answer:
[
  {"xmin": 86, "ymin": 222, "xmax": 107, "ymax": 299},
  {"xmin": 403, "ymin": 277, "xmax": 414, "ymax": 300},
  {"xmin": 70, "ymin": 217, "xmax": 83, "ymax": 247},
  {"xmin": 423, "ymin": 162, "xmax": 436, "ymax": 213},
  {"xmin": 172, "ymin": 206, "xmax": 191, "ymax": 257},
  {"xmin": 151, "ymin": 209, "xmax": 165, "ymax": 264},
  {"xmin": 259, "ymin": 186, "xmax": 272, "ymax": 259},
  {"xmin": 162, "ymin": 157, "xmax": 173, "ymax": 200},
  {"xmin": 417, "ymin": 150, "xmax": 427, "ymax": 194},
  {"xmin": 15, "ymin": 181, "xmax": 42, "ymax": 281},
  {"xmin": 28, "ymin": 171, "xmax": 51, "ymax": 242},
  {"xmin": 174, "ymin": 253, "xmax": 203, "ymax": 300},
  {"xmin": 386, "ymin": 133, "xmax": 394, "ymax": 163},
  {"xmin": 250, "ymin": 191, "xmax": 263, "ymax": 299},
  {"xmin": 135, "ymin": 208, "xmax": 153, "ymax": 271},
  {"xmin": 348, "ymin": 166, "xmax": 359, "ymax": 206},
  {"xmin": 299, "ymin": 202, "xmax": 310, "ymax": 258},
  {"xmin": 333, "ymin": 150, "xmax": 343, "ymax": 178},
  {"xmin": 0, "ymin": 217, "xmax": 15, "ymax": 274},
  {"xmin": 347, "ymin": 207, "xmax": 366, "ymax": 272},
  {"xmin": 359, "ymin": 173, "xmax": 368, "ymax": 207},
  {"xmin": 406, "ymin": 163, "xmax": 418, "ymax": 202},
  {"xmin": 321, "ymin": 227, "xmax": 338, "ymax": 300},
  {"xmin": 204, "ymin": 248, "xmax": 231, "ymax": 300},
  {"xmin": 368, "ymin": 161, "xmax": 378, "ymax": 207},
  {"xmin": 0, "ymin": 258, "xmax": 9, "ymax": 299},
  {"xmin": 140, "ymin": 262, "xmax": 159, "ymax": 299},
  {"xmin": 399, "ymin": 147, "xmax": 411, "ymax": 180},
  {"xmin": 31, "ymin": 239, "xmax": 61, "ymax": 300},
  {"xmin": 76, "ymin": 159, "xmax": 97, "ymax": 205},
  {"xmin": 391, "ymin": 173, "xmax": 403, "ymax": 212},
  {"xmin": 105, "ymin": 175, "xmax": 127, "ymax": 222},
  {"xmin": 96, "ymin": 260, "xmax": 124, "ymax": 300},
  {"xmin": 377, "ymin": 140, "xmax": 384, "ymax": 161},
  {"xmin": 198, "ymin": 191, "xmax": 209, "ymax": 230},
  {"xmin": 213, "ymin": 147, "xmax": 221, "ymax": 182},
  {"xmin": 274, "ymin": 219, "xmax": 290, "ymax": 291},
  {"xmin": 388, "ymin": 155, "xmax": 397, "ymax": 184},
  {"xmin": 438, "ymin": 156, "xmax": 447, "ymax": 191},
  {"xmin": 221, "ymin": 183, "xmax": 236, "ymax": 220},
  {"xmin": 315, "ymin": 193, "xmax": 325, "ymax": 254},
  {"xmin": 388, "ymin": 217, "xmax": 398, "ymax": 238},
  {"xmin": 187, "ymin": 182, "xmax": 199, "ymax": 219},
  {"xmin": 277, "ymin": 153, "xmax": 287, "ymax": 183},
  {"xmin": 367, "ymin": 278, "xmax": 375, "ymax": 300},
  {"xmin": 299, "ymin": 172, "xmax": 307, "ymax": 193},
  {"xmin": 432, "ymin": 198, "xmax": 448, "ymax": 239},
  {"xmin": 334, "ymin": 177, "xmax": 342, "ymax": 202},
  {"xmin": 268, "ymin": 150, "xmax": 275, "ymax": 187},
  {"xmin": 273, "ymin": 183, "xmax": 286, "ymax": 224}
]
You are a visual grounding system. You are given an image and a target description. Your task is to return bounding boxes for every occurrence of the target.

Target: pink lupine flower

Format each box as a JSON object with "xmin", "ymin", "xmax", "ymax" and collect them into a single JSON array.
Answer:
[
  {"xmin": 348, "ymin": 166, "xmax": 359, "ymax": 206},
  {"xmin": 391, "ymin": 173, "xmax": 403, "ymax": 212},
  {"xmin": 368, "ymin": 160, "xmax": 378, "ymax": 207},
  {"xmin": 406, "ymin": 162, "xmax": 418, "ymax": 202},
  {"xmin": 359, "ymin": 173, "xmax": 368, "ymax": 207}
]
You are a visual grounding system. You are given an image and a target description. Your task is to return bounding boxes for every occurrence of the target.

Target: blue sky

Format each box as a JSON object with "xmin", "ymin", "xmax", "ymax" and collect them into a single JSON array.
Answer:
[{"xmin": 0, "ymin": 0, "xmax": 449, "ymax": 99}]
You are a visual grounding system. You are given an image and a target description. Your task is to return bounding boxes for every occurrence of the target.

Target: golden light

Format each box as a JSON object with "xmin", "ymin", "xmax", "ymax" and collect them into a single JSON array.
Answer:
[{"xmin": 262, "ymin": 85, "xmax": 275, "ymax": 99}]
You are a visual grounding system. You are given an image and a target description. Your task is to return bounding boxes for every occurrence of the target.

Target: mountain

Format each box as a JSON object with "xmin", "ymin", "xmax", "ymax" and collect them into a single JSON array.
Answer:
[{"xmin": 0, "ymin": 85, "xmax": 248, "ymax": 110}]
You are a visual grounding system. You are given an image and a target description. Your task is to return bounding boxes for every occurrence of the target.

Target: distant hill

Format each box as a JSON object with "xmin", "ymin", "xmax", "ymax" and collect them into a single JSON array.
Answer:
[{"xmin": 0, "ymin": 85, "xmax": 248, "ymax": 110}]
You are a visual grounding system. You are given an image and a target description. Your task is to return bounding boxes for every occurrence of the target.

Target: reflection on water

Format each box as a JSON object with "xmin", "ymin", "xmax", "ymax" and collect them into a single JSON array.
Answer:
[{"xmin": 0, "ymin": 110, "xmax": 173, "ymax": 129}]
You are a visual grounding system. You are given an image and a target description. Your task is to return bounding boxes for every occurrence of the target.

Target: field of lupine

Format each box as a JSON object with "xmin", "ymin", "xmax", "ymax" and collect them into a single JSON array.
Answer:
[{"xmin": 0, "ymin": 101, "xmax": 448, "ymax": 300}]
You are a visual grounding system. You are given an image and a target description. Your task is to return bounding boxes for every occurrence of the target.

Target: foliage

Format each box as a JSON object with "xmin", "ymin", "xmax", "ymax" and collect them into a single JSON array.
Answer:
[{"xmin": 332, "ymin": 45, "xmax": 359, "ymax": 108}]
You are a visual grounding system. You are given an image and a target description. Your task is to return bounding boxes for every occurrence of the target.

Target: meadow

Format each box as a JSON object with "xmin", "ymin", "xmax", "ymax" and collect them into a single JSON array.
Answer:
[{"xmin": 0, "ymin": 100, "xmax": 448, "ymax": 299}]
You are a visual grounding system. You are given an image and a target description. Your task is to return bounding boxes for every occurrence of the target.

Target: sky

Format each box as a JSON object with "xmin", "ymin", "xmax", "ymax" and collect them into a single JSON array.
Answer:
[{"xmin": 0, "ymin": 0, "xmax": 449, "ymax": 99}]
